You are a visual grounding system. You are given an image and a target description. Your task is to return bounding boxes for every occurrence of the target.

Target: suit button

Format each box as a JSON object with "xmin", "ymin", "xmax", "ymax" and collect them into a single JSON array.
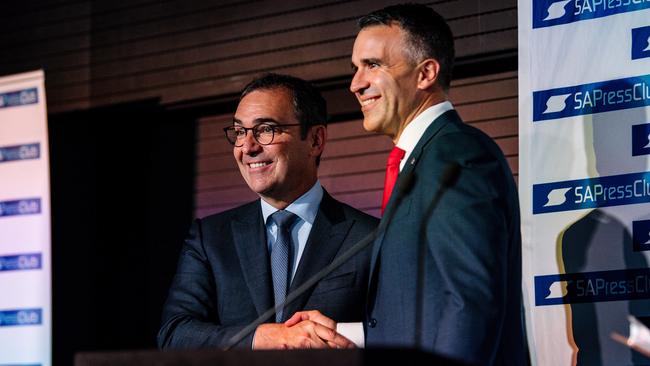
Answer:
[{"xmin": 368, "ymin": 318, "xmax": 377, "ymax": 328}]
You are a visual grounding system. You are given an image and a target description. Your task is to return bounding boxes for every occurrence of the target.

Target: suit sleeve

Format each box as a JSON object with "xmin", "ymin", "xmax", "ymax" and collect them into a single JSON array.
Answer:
[
  {"xmin": 157, "ymin": 219, "xmax": 254, "ymax": 349},
  {"xmin": 425, "ymin": 131, "xmax": 514, "ymax": 364}
]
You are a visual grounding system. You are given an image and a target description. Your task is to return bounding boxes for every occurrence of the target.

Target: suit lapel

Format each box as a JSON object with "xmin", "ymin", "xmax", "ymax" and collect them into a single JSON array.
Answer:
[
  {"xmin": 368, "ymin": 110, "xmax": 460, "ymax": 298},
  {"xmin": 232, "ymin": 200, "xmax": 274, "ymax": 317},
  {"xmin": 283, "ymin": 191, "xmax": 353, "ymax": 319}
]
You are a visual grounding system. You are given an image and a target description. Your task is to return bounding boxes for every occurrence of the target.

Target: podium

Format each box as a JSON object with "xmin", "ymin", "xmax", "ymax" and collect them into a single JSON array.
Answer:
[{"xmin": 75, "ymin": 348, "xmax": 467, "ymax": 366}]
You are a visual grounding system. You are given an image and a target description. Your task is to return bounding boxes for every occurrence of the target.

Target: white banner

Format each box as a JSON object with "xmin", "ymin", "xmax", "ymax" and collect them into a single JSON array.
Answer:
[
  {"xmin": 519, "ymin": 1, "xmax": 650, "ymax": 365},
  {"xmin": 0, "ymin": 70, "xmax": 51, "ymax": 366}
]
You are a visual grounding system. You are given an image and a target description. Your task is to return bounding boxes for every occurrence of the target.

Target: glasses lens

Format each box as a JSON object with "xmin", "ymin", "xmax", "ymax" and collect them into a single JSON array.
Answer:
[
  {"xmin": 224, "ymin": 127, "xmax": 236, "ymax": 145},
  {"xmin": 254, "ymin": 124, "xmax": 275, "ymax": 145}
]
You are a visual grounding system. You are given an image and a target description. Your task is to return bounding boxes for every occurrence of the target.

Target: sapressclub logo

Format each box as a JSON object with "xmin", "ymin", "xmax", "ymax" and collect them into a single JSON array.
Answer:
[
  {"xmin": 534, "ymin": 0, "xmax": 650, "ymax": 28},
  {"xmin": 533, "ymin": 74, "xmax": 650, "ymax": 122}
]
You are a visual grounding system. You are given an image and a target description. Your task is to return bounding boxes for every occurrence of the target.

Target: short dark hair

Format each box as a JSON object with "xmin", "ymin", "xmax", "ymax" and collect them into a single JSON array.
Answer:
[
  {"xmin": 240, "ymin": 73, "xmax": 327, "ymax": 139},
  {"xmin": 358, "ymin": 3, "xmax": 454, "ymax": 91}
]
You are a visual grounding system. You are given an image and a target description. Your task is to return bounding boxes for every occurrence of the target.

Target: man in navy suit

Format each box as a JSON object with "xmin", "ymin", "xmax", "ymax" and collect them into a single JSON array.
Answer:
[
  {"xmin": 158, "ymin": 73, "xmax": 377, "ymax": 350},
  {"xmin": 293, "ymin": 4, "xmax": 525, "ymax": 365}
]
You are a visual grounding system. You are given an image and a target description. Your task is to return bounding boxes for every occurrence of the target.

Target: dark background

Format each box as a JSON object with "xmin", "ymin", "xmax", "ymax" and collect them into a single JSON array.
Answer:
[{"xmin": 48, "ymin": 101, "xmax": 195, "ymax": 359}]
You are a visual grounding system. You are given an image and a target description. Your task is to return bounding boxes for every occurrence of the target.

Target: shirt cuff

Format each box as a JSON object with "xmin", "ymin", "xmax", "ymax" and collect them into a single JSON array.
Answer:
[{"xmin": 336, "ymin": 322, "xmax": 365, "ymax": 348}]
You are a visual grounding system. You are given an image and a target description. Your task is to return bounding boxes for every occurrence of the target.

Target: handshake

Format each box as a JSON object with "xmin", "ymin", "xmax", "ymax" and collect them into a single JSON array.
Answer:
[{"xmin": 253, "ymin": 310, "xmax": 356, "ymax": 350}]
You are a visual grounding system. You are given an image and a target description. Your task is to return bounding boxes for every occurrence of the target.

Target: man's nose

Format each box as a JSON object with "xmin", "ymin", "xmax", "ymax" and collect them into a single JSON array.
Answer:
[
  {"xmin": 350, "ymin": 68, "xmax": 369, "ymax": 94},
  {"xmin": 239, "ymin": 130, "xmax": 262, "ymax": 155}
]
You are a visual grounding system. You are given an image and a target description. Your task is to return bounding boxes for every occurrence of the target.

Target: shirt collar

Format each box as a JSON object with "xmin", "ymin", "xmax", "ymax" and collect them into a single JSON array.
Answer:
[
  {"xmin": 261, "ymin": 180, "xmax": 323, "ymax": 225},
  {"xmin": 396, "ymin": 101, "xmax": 454, "ymax": 170}
]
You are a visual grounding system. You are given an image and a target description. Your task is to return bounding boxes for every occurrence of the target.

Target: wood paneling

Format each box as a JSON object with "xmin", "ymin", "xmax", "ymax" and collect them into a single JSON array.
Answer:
[
  {"xmin": 195, "ymin": 71, "xmax": 518, "ymax": 218},
  {"xmin": 0, "ymin": 0, "xmax": 516, "ymax": 113},
  {"xmin": 0, "ymin": 0, "xmax": 519, "ymax": 216}
]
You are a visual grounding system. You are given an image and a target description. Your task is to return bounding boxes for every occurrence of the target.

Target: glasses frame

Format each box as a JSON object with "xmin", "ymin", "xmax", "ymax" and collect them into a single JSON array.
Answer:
[{"xmin": 223, "ymin": 122, "xmax": 302, "ymax": 147}]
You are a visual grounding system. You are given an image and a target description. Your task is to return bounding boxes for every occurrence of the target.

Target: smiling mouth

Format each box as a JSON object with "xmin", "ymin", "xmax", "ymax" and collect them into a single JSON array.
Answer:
[
  {"xmin": 361, "ymin": 97, "xmax": 379, "ymax": 107},
  {"xmin": 249, "ymin": 162, "xmax": 271, "ymax": 169}
]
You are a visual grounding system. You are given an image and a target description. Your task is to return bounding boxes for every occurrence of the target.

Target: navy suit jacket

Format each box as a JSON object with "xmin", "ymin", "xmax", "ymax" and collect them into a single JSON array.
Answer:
[
  {"xmin": 158, "ymin": 190, "xmax": 378, "ymax": 349},
  {"xmin": 365, "ymin": 110, "xmax": 525, "ymax": 365}
]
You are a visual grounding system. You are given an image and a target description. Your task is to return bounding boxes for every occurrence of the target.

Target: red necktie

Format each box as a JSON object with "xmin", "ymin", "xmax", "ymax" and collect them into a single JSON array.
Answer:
[{"xmin": 381, "ymin": 146, "xmax": 406, "ymax": 214}]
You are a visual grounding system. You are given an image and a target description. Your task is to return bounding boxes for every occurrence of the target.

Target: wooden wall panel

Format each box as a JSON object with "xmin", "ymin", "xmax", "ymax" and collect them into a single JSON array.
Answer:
[
  {"xmin": 0, "ymin": 0, "xmax": 519, "ymax": 216},
  {"xmin": 195, "ymin": 71, "xmax": 518, "ymax": 218},
  {"xmin": 3, "ymin": 2, "xmax": 91, "ymax": 30},
  {"xmin": 0, "ymin": 0, "xmax": 516, "ymax": 113}
]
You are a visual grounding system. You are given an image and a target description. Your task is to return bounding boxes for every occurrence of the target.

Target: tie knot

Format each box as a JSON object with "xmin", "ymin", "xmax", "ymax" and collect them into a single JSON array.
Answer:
[
  {"xmin": 270, "ymin": 210, "xmax": 298, "ymax": 230},
  {"xmin": 388, "ymin": 146, "xmax": 406, "ymax": 165}
]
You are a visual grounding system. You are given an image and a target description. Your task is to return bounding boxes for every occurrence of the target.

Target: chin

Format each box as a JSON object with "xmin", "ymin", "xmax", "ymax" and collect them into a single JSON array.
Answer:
[
  {"xmin": 362, "ymin": 118, "xmax": 377, "ymax": 133},
  {"xmin": 363, "ymin": 120, "xmax": 385, "ymax": 135}
]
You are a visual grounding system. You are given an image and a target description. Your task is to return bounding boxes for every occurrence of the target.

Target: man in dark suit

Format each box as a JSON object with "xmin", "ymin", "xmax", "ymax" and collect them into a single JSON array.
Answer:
[
  {"xmin": 158, "ymin": 73, "xmax": 377, "ymax": 350},
  {"xmin": 294, "ymin": 4, "xmax": 525, "ymax": 365},
  {"xmin": 350, "ymin": 4, "xmax": 525, "ymax": 365}
]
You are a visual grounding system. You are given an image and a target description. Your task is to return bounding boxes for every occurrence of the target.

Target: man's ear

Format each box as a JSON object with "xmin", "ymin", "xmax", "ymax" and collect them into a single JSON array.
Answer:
[
  {"xmin": 310, "ymin": 125, "xmax": 327, "ymax": 156},
  {"xmin": 417, "ymin": 59, "xmax": 440, "ymax": 90}
]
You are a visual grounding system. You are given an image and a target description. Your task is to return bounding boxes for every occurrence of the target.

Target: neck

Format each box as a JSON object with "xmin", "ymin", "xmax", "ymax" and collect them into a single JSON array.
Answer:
[{"xmin": 392, "ymin": 92, "xmax": 447, "ymax": 144}]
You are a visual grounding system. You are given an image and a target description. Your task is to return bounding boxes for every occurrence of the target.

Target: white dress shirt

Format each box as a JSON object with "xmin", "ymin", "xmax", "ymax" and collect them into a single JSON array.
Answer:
[{"xmin": 396, "ymin": 101, "xmax": 454, "ymax": 171}]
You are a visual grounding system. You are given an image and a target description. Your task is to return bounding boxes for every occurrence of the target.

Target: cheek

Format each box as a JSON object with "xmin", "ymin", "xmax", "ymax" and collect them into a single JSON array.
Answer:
[
  {"xmin": 233, "ymin": 148, "xmax": 242, "ymax": 161},
  {"xmin": 276, "ymin": 151, "xmax": 293, "ymax": 173},
  {"xmin": 384, "ymin": 79, "xmax": 402, "ymax": 98},
  {"xmin": 375, "ymin": 70, "xmax": 397, "ymax": 87},
  {"xmin": 280, "ymin": 146, "xmax": 306, "ymax": 171}
]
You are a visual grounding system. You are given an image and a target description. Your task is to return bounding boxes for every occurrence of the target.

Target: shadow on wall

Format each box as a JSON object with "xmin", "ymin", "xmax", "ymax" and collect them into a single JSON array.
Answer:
[{"xmin": 560, "ymin": 91, "xmax": 650, "ymax": 365}]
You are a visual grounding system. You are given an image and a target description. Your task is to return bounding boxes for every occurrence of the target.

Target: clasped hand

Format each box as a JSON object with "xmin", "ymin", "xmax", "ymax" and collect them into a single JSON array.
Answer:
[{"xmin": 253, "ymin": 310, "xmax": 354, "ymax": 349}]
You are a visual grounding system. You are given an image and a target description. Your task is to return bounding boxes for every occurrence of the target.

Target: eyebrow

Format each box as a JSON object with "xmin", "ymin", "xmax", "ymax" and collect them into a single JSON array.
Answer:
[
  {"xmin": 351, "ymin": 57, "xmax": 383, "ymax": 71},
  {"xmin": 362, "ymin": 58, "xmax": 382, "ymax": 65},
  {"xmin": 232, "ymin": 117, "xmax": 280, "ymax": 125}
]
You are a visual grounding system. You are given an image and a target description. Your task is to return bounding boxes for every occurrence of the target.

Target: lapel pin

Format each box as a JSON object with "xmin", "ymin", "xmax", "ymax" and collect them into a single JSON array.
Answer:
[{"xmin": 410, "ymin": 157, "xmax": 416, "ymax": 165}]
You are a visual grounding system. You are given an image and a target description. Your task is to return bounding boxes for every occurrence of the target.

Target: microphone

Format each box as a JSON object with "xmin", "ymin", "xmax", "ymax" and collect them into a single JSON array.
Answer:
[
  {"xmin": 223, "ymin": 170, "xmax": 415, "ymax": 350},
  {"xmin": 415, "ymin": 162, "xmax": 461, "ymax": 348}
]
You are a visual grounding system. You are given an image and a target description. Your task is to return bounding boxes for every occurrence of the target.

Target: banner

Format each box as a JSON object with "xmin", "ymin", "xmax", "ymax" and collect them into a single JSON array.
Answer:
[
  {"xmin": 0, "ymin": 70, "xmax": 51, "ymax": 366},
  {"xmin": 519, "ymin": 1, "xmax": 650, "ymax": 365}
]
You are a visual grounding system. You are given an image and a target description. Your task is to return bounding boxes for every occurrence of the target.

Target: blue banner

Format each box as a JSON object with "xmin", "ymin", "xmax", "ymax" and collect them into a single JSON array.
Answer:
[
  {"xmin": 535, "ymin": 268, "xmax": 650, "ymax": 305},
  {"xmin": 532, "ymin": 171, "xmax": 650, "ymax": 214},
  {"xmin": 632, "ymin": 123, "xmax": 650, "ymax": 156},
  {"xmin": 0, "ymin": 199, "xmax": 41, "ymax": 218},
  {"xmin": 0, "ymin": 143, "xmax": 40, "ymax": 164},
  {"xmin": 0, "ymin": 88, "xmax": 38, "ymax": 109},
  {"xmin": 0, "ymin": 309, "xmax": 42, "ymax": 327},
  {"xmin": 632, "ymin": 25, "xmax": 650, "ymax": 60},
  {"xmin": 533, "ymin": 74, "xmax": 650, "ymax": 122},
  {"xmin": 633, "ymin": 219, "xmax": 650, "ymax": 251},
  {"xmin": 0, "ymin": 254, "xmax": 42, "ymax": 272},
  {"xmin": 533, "ymin": 0, "xmax": 650, "ymax": 28}
]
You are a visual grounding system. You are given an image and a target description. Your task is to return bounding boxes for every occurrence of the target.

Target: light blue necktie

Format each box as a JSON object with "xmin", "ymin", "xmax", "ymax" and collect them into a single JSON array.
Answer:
[{"xmin": 269, "ymin": 210, "xmax": 298, "ymax": 322}]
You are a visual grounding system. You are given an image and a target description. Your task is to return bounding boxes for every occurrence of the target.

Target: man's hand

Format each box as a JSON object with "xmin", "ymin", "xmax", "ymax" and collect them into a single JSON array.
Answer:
[
  {"xmin": 283, "ymin": 310, "xmax": 355, "ymax": 349},
  {"xmin": 253, "ymin": 314, "xmax": 354, "ymax": 349},
  {"xmin": 284, "ymin": 310, "xmax": 335, "ymax": 329}
]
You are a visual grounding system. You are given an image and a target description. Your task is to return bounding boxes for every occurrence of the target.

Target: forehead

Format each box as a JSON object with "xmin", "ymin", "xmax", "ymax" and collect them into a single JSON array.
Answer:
[
  {"xmin": 234, "ymin": 88, "xmax": 297, "ymax": 124},
  {"xmin": 352, "ymin": 25, "xmax": 409, "ymax": 62}
]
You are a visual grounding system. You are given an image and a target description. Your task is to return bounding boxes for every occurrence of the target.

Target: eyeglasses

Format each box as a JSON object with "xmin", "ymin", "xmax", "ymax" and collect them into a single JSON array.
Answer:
[{"xmin": 223, "ymin": 123, "xmax": 302, "ymax": 147}]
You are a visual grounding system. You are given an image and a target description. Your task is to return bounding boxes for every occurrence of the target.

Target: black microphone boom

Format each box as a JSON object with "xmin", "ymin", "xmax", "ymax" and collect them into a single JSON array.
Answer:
[{"xmin": 223, "ymin": 170, "xmax": 415, "ymax": 350}]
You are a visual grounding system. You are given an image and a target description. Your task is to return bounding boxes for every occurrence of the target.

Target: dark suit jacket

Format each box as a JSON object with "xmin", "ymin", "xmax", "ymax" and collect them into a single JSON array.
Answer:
[
  {"xmin": 365, "ymin": 110, "xmax": 525, "ymax": 365},
  {"xmin": 158, "ymin": 190, "xmax": 378, "ymax": 349}
]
